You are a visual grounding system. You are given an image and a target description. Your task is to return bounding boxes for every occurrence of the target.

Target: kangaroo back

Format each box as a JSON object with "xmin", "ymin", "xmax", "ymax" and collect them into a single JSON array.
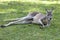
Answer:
[{"xmin": 27, "ymin": 12, "xmax": 39, "ymax": 17}]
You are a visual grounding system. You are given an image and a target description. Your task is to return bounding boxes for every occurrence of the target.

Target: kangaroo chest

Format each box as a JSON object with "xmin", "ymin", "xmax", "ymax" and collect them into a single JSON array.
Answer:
[{"xmin": 41, "ymin": 18, "xmax": 48, "ymax": 25}]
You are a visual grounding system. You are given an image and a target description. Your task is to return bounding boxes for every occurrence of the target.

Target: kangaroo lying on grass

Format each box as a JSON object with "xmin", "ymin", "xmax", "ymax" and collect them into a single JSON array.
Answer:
[{"xmin": 0, "ymin": 8, "xmax": 54, "ymax": 28}]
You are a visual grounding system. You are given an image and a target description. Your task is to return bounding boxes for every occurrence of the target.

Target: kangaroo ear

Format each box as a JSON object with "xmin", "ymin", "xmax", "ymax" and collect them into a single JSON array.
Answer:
[
  {"xmin": 45, "ymin": 8, "xmax": 47, "ymax": 11},
  {"xmin": 51, "ymin": 7, "xmax": 54, "ymax": 10},
  {"xmin": 45, "ymin": 8, "xmax": 48, "ymax": 12}
]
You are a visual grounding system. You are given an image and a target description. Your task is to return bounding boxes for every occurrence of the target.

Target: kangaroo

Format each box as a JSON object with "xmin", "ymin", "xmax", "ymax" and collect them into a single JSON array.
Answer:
[{"xmin": 0, "ymin": 8, "xmax": 54, "ymax": 28}]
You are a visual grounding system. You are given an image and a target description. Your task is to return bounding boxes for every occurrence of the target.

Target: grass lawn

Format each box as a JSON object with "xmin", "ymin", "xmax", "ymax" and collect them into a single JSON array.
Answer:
[{"xmin": 0, "ymin": 1, "xmax": 60, "ymax": 40}]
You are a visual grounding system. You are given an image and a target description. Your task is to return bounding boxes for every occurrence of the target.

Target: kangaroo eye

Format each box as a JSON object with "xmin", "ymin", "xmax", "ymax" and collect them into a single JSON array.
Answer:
[{"xmin": 48, "ymin": 18, "xmax": 52, "ymax": 21}]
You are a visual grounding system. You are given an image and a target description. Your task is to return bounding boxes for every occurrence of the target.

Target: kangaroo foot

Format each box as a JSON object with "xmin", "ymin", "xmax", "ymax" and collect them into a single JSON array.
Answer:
[{"xmin": 0, "ymin": 25, "xmax": 6, "ymax": 28}]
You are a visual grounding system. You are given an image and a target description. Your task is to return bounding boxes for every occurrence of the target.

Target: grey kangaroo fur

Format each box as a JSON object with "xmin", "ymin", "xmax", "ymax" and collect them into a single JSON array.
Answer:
[{"xmin": 0, "ymin": 7, "xmax": 54, "ymax": 28}]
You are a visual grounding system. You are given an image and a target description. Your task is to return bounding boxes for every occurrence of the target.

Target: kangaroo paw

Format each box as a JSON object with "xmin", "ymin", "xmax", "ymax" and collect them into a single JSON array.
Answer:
[{"xmin": 40, "ymin": 25, "xmax": 45, "ymax": 29}]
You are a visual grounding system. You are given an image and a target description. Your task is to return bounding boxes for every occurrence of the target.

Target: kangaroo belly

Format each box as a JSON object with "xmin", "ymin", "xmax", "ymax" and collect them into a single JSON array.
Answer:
[
  {"xmin": 32, "ymin": 19, "xmax": 40, "ymax": 24},
  {"xmin": 32, "ymin": 13, "xmax": 45, "ymax": 24}
]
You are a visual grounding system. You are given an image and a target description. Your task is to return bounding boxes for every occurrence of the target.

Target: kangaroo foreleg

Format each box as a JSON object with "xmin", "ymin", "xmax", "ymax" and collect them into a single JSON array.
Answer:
[{"xmin": 39, "ymin": 19, "xmax": 45, "ymax": 28}]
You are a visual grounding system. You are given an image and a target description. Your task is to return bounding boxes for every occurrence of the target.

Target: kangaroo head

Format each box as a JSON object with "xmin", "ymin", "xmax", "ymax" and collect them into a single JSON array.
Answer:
[{"xmin": 45, "ymin": 7, "xmax": 54, "ymax": 20}]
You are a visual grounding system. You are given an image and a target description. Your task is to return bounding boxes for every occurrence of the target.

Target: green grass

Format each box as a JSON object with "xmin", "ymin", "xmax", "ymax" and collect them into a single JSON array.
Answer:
[{"xmin": 0, "ymin": 1, "xmax": 60, "ymax": 40}]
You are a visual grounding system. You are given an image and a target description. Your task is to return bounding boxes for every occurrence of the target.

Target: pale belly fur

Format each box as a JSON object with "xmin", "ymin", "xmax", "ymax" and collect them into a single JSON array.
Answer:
[{"xmin": 32, "ymin": 13, "xmax": 45, "ymax": 24}]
